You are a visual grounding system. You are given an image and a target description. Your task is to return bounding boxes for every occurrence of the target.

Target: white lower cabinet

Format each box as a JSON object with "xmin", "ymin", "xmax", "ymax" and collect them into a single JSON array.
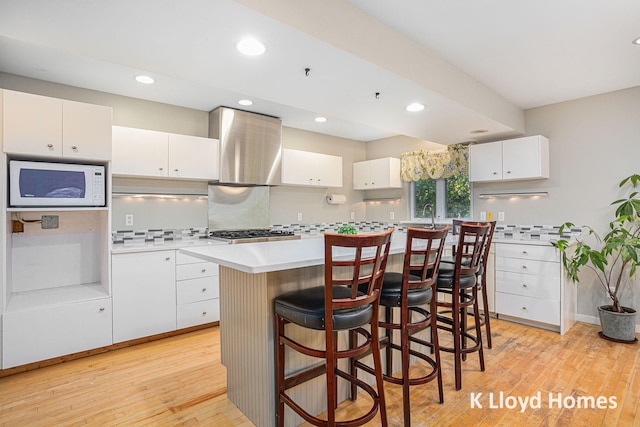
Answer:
[
  {"xmin": 494, "ymin": 242, "xmax": 575, "ymax": 334},
  {"xmin": 112, "ymin": 250, "xmax": 177, "ymax": 343},
  {"xmin": 2, "ymin": 298, "xmax": 112, "ymax": 368},
  {"xmin": 176, "ymin": 252, "xmax": 220, "ymax": 329}
]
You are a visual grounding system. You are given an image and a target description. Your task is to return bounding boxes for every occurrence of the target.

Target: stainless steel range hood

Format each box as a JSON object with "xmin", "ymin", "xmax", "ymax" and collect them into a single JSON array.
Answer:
[{"xmin": 209, "ymin": 107, "xmax": 282, "ymax": 186}]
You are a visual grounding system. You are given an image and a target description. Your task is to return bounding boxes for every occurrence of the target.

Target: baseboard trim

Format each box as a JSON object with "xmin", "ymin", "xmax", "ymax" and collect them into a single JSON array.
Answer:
[{"xmin": 575, "ymin": 313, "xmax": 640, "ymax": 333}]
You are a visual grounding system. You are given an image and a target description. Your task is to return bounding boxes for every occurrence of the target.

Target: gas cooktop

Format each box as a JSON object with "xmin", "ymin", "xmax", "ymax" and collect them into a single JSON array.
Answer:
[{"xmin": 209, "ymin": 229, "xmax": 300, "ymax": 244}]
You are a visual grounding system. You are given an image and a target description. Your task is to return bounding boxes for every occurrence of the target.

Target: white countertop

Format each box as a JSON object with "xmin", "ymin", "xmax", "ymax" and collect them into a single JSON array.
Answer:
[
  {"xmin": 180, "ymin": 232, "xmax": 410, "ymax": 274},
  {"xmin": 111, "ymin": 238, "xmax": 226, "ymax": 254}
]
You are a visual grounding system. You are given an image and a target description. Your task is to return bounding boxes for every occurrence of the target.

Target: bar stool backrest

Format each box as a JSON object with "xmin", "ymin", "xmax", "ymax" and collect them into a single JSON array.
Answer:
[
  {"xmin": 454, "ymin": 223, "xmax": 491, "ymax": 279},
  {"xmin": 323, "ymin": 229, "xmax": 394, "ymax": 328},
  {"xmin": 405, "ymin": 226, "xmax": 449, "ymax": 293}
]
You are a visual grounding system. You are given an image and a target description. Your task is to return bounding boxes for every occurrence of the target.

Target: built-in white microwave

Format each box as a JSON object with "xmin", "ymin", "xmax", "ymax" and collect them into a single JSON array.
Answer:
[{"xmin": 9, "ymin": 160, "xmax": 106, "ymax": 207}]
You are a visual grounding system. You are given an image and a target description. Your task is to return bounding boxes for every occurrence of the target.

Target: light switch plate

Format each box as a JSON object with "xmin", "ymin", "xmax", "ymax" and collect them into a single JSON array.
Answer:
[
  {"xmin": 498, "ymin": 211, "xmax": 505, "ymax": 221},
  {"xmin": 480, "ymin": 211, "xmax": 487, "ymax": 221},
  {"xmin": 390, "ymin": 212, "xmax": 395, "ymax": 220},
  {"xmin": 297, "ymin": 212, "xmax": 303, "ymax": 222},
  {"xmin": 350, "ymin": 212, "xmax": 355, "ymax": 220},
  {"xmin": 125, "ymin": 214, "xmax": 134, "ymax": 226}
]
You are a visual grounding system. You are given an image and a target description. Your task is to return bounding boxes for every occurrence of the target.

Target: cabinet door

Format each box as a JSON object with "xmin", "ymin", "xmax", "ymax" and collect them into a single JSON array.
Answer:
[
  {"xmin": 2, "ymin": 298, "xmax": 112, "ymax": 368},
  {"xmin": 502, "ymin": 136, "xmax": 549, "ymax": 180},
  {"xmin": 281, "ymin": 149, "xmax": 314, "ymax": 186},
  {"xmin": 352, "ymin": 161, "xmax": 370, "ymax": 190},
  {"xmin": 112, "ymin": 126, "xmax": 169, "ymax": 177},
  {"xmin": 469, "ymin": 142, "xmax": 502, "ymax": 182},
  {"xmin": 2, "ymin": 90, "xmax": 63, "ymax": 156},
  {"xmin": 317, "ymin": 152, "xmax": 343, "ymax": 187},
  {"xmin": 168, "ymin": 134, "xmax": 219, "ymax": 180},
  {"xmin": 112, "ymin": 251, "xmax": 176, "ymax": 343},
  {"xmin": 62, "ymin": 100, "xmax": 112, "ymax": 161}
]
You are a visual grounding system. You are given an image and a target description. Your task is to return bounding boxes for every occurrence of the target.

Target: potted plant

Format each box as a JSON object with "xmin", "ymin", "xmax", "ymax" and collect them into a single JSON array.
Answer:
[
  {"xmin": 553, "ymin": 173, "xmax": 640, "ymax": 343},
  {"xmin": 337, "ymin": 224, "xmax": 358, "ymax": 235}
]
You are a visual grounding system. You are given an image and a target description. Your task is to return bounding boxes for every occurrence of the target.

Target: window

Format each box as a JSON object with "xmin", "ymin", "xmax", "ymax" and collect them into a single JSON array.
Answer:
[{"xmin": 410, "ymin": 174, "xmax": 472, "ymax": 221}]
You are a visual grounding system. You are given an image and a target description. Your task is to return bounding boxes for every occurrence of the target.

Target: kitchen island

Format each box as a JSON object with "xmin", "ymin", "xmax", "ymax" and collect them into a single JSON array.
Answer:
[{"xmin": 180, "ymin": 232, "xmax": 408, "ymax": 427}]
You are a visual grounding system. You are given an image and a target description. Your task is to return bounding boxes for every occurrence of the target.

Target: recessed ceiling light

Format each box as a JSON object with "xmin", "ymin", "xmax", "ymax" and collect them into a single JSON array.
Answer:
[
  {"xmin": 238, "ymin": 99, "xmax": 253, "ymax": 106},
  {"xmin": 405, "ymin": 103, "xmax": 425, "ymax": 112},
  {"xmin": 135, "ymin": 75, "xmax": 155, "ymax": 84},
  {"xmin": 314, "ymin": 116, "xmax": 327, "ymax": 123},
  {"xmin": 470, "ymin": 129, "xmax": 489, "ymax": 134},
  {"xmin": 236, "ymin": 38, "xmax": 267, "ymax": 56},
  {"xmin": 633, "ymin": 37, "xmax": 640, "ymax": 45}
]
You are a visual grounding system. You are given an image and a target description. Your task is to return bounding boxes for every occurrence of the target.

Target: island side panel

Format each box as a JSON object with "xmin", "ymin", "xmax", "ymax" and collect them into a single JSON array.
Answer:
[{"xmin": 219, "ymin": 264, "xmax": 326, "ymax": 427}]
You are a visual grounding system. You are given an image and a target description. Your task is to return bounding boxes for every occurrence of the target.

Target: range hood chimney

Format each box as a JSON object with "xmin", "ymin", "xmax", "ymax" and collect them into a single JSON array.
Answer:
[{"xmin": 209, "ymin": 107, "xmax": 282, "ymax": 186}]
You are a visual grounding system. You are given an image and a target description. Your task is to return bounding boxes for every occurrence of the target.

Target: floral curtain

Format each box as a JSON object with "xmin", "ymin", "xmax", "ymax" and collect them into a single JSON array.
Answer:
[{"xmin": 400, "ymin": 143, "xmax": 472, "ymax": 182}]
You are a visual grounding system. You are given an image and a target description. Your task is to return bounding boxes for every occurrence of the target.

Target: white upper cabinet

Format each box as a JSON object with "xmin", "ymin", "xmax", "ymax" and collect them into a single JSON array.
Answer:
[
  {"xmin": 281, "ymin": 148, "xmax": 343, "ymax": 188},
  {"xmin": 112, "ymin": 126, "xmax": 169, "ymax": 177},
  {"xmin": 353, "ymin": 157, "xmax": 402, "ymax": 190},
  {"xmin": 469, "ymin": 135, "xmax": 549, "ymax": 182},
  {"xmin": 112, "ymin": 125, "xmax": 220, "ymax": 180},
  {"xmin": 2, "ymin": 89, "xmax": 112, "ymax": 160},
  {"xmin": 168, "ymin": 133, "xmax": 219, "ymax": 180},
  {"xmin": 62, "ymin": 99, "xmax": 113, "ymax": 160}
]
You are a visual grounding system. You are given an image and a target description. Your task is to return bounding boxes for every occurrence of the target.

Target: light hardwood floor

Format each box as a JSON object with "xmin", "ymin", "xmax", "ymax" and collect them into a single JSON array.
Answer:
[{"xmin": 0, "ymin": 319, "xmax": 638, "ymax": 426}]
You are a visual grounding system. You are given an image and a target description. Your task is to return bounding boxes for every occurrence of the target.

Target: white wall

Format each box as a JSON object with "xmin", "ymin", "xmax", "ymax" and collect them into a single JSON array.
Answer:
[{"xmin": 475, "ymin": 86, "xmax": 640, "ymax": 323}]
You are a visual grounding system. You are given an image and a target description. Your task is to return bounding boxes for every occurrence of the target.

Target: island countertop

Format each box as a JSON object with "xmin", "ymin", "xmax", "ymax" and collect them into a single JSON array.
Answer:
[{"xmin": 179, "ymin": 231, "xmax": 411, "ymax": 274}]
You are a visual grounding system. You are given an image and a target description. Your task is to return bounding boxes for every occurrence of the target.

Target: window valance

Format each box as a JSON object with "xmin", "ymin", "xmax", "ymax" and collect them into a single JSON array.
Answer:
[{"xmin": 400, "ymin": 143, "xmax": 472, "ymax": 182}]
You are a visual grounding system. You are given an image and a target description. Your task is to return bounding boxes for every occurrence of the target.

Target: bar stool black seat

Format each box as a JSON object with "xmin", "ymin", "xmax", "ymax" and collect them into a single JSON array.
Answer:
[
  {"xmin": 274, "ymin": 229, "xmax": 393, "ymax": 427},
  {"xmin": 436, "ymin": 222, "xmax": 491, "ymax": 391},
  {"xmin": 351, "ymin": 226, "xmax": 449, "ymax": 427}
]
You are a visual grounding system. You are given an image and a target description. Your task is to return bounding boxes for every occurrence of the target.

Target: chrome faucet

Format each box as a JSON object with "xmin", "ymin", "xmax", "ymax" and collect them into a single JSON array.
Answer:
[{"xmin": 421, "ymin": 203, "xmax": 435, "ymax": 229}]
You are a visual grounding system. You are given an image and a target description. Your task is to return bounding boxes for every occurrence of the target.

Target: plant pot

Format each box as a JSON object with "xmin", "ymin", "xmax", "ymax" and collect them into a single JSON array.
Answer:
[{"xmin": 598, "ymin": 305, "xmax": 638, "ymax": 343}]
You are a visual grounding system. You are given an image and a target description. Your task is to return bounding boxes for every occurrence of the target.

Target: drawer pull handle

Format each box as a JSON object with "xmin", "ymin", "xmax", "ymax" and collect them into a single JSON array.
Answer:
[
  {"xmin": 522, "ymin": 265, "xmax": 528, "ymax": 269},
  {"xmin": 47, "ymin": 143, "xmax": 54, "ymax": 148},
  {"xmin": 522, "ymin": 307, "xmax": 527, "ymax": 310},
  {"xmin": 71, "ymin": 145, "xmax": 78, "ymax": 150},
  {"xmin": 202, "ymin": 311, "xmax": 207, "ymax": 316},
  {"xmin": 202, "ymin": 288, "xmax": 207, "ymax": 292},
  {"xmin": 99, "ymin": 307, "xmax": 105, "ymax": 312},
  {"xmin": 165, "ymin": 257, "xmax": 171, "ymax": 261},
  {"xmin": 201, "ymin": 268, "xmax": 207, "ymax": 273},
  {"xmin": 522, "ymin": 284, "xmax": 528, "ymax": 288},
  {"xmin": 522, "ymin": 251, "xmax": 528, "ymax": 254}
]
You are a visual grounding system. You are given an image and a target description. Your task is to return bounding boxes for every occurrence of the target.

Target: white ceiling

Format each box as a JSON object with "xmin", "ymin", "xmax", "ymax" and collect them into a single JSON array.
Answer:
[{"xmin": 0, "ymin": 0, "xmax": 638, "ymax": 145}]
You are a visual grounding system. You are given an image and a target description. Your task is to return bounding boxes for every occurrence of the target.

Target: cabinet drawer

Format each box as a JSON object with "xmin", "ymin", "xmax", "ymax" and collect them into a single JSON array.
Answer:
[
  {"xmin": 496, "ymin": 244, "xmax": 559, "ymax": 262},
  {"xmin": 496, "ymin": 256, "xmax": 560, "ymax": 277},
  {"xmin": 176, "ymin": 262, "xmax": 219, "ymax": 281},
  {"xmin": 496, "ymin": 292, "xmax": 560, "ymax": 326},
  {"xmin": 496, "ymin": 271, "xmax": 560, "ymax": 300},
  {"xmin": 177, "ymin": 251, "xmax": 209, "ymax": 265},
  {"xmin": 3, "ymin": 298, "xmax": 112, "ymax": 368},
  {"xmin": 177, "ymin": 276, "xmax": 220, "ymax": 304},
  {"xmin": 177, "ymin": 299, "xmax": 220, "ymax": 329}
]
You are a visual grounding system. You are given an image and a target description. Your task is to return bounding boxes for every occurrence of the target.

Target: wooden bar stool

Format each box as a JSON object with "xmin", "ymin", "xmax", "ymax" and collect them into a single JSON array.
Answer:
[
  {"xmin": 274, "ymin": 229, "xmax": 393, "ymax": 427},
  {"xmin": 350, "ymin": 226, "xmax": 449, "ymax": 427},
  {"xmin": 441, "ymin": 221, "xmax": 495, "ymax": 349},
  {"xmin": 436, "ymin": 222, "xmax": 490, "ymax": 390}
]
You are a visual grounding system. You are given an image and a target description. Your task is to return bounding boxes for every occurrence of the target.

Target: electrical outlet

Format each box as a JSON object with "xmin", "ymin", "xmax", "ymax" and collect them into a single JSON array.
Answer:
[
  {"xmin": 487, "ymin": 211, "xmax": 493, "ymax": 221},
  {"xmin": 297, "ymin": 212, "xmax": 303, "ymax": 222},
  {"xmin": 480, "ymin": 211, "xmax": 487, "ymax": 221},
  {"xmin": 41, "ymin": 215, "xmax": 59, "ymax": 229},
  {"xmin": 498, "ymin": 211, "xmax": 505, "ymax": 221},
  {"xmin": 125, "ymin": 214, "xmax": 134, "ymax": 226},
  {"xmin": 350, "ymin": 212, "xmax": 355, "ymax": 220},
  {"xmin": 390, "ymin": 211, "xmax": 395, "ymax": 220}
]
